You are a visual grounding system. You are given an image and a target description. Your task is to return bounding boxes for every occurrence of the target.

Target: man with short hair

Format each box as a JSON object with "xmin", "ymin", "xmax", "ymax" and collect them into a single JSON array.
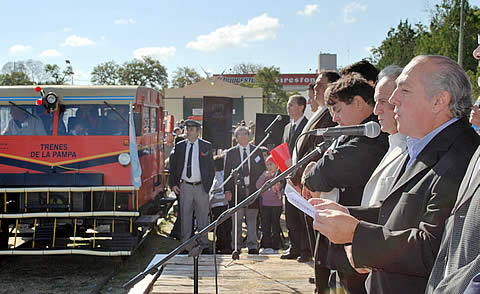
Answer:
[
  {"xmin": 303, "ymin": 74, "xmax": 389, "ymax": 293},
  {"xmin": 289, "ymin": 70, "xmax": 340, "ymax": 291},
  {"xmin": 169, "ymin": 120, "xmax": 215, "ymax": 252},
  {"xmin": 340, "ymin": 60, "xmax": 379, "ymax": 86},
  {"xmin": 360, "ymin": 65, "xmax": 406, "ymax": 208},
  {"xmin": 307, "ymin": 82, "xmax": 318, "ymax": 113},
  {"xmin": 281, "ymin": 95, "xmax": 310, "ymax": 261},
  {"xmin": 310, "ymin": 55, "xmax": 480, "ymax": 294},
  {"xmin": 224, "ymin": 126, "xmax": 265, "ymax": 254}
]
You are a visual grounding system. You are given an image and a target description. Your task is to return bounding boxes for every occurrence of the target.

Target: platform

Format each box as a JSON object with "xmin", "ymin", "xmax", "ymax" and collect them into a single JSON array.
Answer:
[{"xmin": 149, "ymin": 254, "xmax": 316, "ymax": 293}]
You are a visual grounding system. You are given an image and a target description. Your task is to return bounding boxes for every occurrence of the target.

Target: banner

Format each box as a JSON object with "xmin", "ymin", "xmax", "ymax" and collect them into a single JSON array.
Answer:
[{"xmin": 129, "ymin": 103, "xmax": 142, "ymax": 188}]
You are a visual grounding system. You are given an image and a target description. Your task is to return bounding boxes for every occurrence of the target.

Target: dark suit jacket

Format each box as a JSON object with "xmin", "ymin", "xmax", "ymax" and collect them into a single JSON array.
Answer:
[
  {"xmin": 291, "ymin": 107, "xmax": 336, "ymax": 186},
  {"xmin": 224, "ymin": 144, "xmax": 266, "ymax": 209},
  {"xmin": 304, "ymin": 114, "xmax": 389, "ymax": 206},
  {"xmin": 349, "ymin": 118, "xmax": 480, "ymax": 294},
  {"xmin": 425, "ymin": 145, "xmax": 480, "ymax": 294},
  {"xmin": 303, "ymin": 114, "xmax": 388, "ymax": 280},
  {"xmin": 283, "ymin": 116, "xmax": 308, "ymax": 155},
  {"xmin": 168, "ymin": 138, "xmax": 215, "ymax": 193}
]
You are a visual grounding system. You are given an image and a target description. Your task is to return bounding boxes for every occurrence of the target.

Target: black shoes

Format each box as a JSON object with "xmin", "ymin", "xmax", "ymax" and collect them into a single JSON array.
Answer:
[
  {"xmin": 297, "ymin": 255, "xmax": 312, "ymax": 262},
  {"xmin": 280, "ymin": 251, "xmax": 300, "ymax": 260},
  {"xmin": 248, "ymin": 249, "xmax": 259, "ymax": 254}
]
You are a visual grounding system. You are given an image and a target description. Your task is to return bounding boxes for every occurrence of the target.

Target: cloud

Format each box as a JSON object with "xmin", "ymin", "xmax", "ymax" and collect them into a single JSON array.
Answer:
[
  {"xmin": 62, "ymin": 35, "xmax": 95, "ymax": 47},
  {"xmin": 133, "ymin": 46, "xmax": 176, "ymax": 61},
  {"xmin": 297, "ymin": 4, "xmax": 319, "ymax": 16},
  {"xmin": 40, "ymin": 49, "xmax": 62, "ymax": 57},
  {"xmin": 9, "ymin": 44, "xmax": 32, "ymax": 55},
  {"xmin": 114, "ymin": 18, "xmax": 136, "ymax": 25},
  {"xmin": 186, "ymin": 13, "xmax": 280, "ymax": 51},
  {"xmin": 344, "ymin": 2, "xmax": 367, "ymax": 24}
]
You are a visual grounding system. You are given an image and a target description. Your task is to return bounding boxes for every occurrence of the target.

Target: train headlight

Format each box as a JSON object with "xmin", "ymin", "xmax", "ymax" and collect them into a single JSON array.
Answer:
[
  {"xmin": 118, "ymin": 153, "xmax": 131, "ymax": 166},
  {"xmin": 44, "ymin": 92, "xmax": 58, "ymax": 110}
]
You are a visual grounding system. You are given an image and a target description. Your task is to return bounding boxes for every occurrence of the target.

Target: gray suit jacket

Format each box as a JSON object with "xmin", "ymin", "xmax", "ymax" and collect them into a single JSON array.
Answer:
[{"xmin": 425, "ymin": 145, "xmax": 480, "ymax": 294}]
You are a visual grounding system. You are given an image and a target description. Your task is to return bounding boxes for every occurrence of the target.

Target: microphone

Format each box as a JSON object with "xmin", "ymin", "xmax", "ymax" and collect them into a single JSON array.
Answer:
[
  {"xmin": 311, "ymin": 121, "xmax": 381, "ymax": 138},
  {"xmin": 264, "ymin": 115, "xmax": 282, "ymax": 133}
]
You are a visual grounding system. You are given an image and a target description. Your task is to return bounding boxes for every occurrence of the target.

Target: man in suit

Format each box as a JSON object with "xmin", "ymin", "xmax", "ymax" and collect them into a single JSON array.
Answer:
[
  {"xmin": 224, "ymin": 126, "xmax": 266, "ymax": 254},
  {"xmin": 280, "ymin": 95, "xmax": 310, "ymax": 261},
  {"xmin": 425, "ymin": 145, "xmax": 480, "ymax": 293},
  {"xmin": 303, "ymin": 74, "xmax": 389, "ymax": 293},
  {"xmin": 169, "ymin": 120, "xmax": 215, "ymax": 252},
  {"xmin": 360, "ymin": 65, "xmax": 407, "ymax": 208},
  {"xmin": 309, "ymin": 55, "xmax": 480, "ymax": 294},
  {"xmin": 288, "ymin": 71, "xmax": 340, "ymax": 290}
]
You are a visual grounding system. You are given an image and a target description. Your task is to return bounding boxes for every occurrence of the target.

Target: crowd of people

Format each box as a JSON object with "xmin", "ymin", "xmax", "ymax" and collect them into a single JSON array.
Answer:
[{"xmin": 166, "ymin": 54, "xmax": 480, "ymax": 294}]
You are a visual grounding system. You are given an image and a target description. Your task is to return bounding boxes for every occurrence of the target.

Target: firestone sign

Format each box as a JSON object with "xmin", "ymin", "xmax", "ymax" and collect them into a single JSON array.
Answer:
[{"xmin": 214, "ymin": 74, "xmax": 319, "ymax": 86}]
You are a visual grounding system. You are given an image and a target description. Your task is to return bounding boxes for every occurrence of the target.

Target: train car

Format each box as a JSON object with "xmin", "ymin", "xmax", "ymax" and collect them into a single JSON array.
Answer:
[{"xmin": 0, "ymin": 85, "xmax": 174, "ymax": 256}]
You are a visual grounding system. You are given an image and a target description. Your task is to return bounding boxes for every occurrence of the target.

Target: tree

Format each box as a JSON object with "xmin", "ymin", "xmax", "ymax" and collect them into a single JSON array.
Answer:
[
  {"xmin": 255, "ymin": 66, "xmax": 288, "ymax": 114},
  {"xmin": 91, "ymin": 61, "xmax": 121, "ymax": 85},
  {"xmin": 0, "ymin": 72, "xmax": 33, "ymax": 85},
  {"xmin": 231, "ymin": 63, "xmax": 264, "ymax": 74},
  {"xmin": 171, "ymin": 66, "xmax": 202, "ymax": 87},
  {"xmin": 44, "ymin": 64, "xmax": 70, "ymax": 84},
  {"xmin": 118, "ymin": 57, "xmax": 168, "ymax": 90},
  {"xmin": 414, "ymin": 0, "xmax": 480, "ymax": 72},
  {"xmin": 370, "ymin": 20, "xmax": 420, "ymax": 69},
  {"xmin": 1, "ymin": 59, "xmax": 49, "ymax": 84}
]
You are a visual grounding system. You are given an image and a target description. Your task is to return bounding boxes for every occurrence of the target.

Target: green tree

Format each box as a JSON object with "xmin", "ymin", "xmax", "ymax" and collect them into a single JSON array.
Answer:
[
  {"xmin": 118, "ymin": 57, "xmax": 168, "ymax": 90},
  {"xmin": 370, "ymin": 20, "xmax": 420, "ymax": 69},
  {"xmin": 0, "ymin": 72, "xmax": 33, "ymax": 85},
  {"xmin": 255, "ymin": 66, "xmax": 288, "ymax": 114},
  {"xmin": 171, "ymin": 66, "xmax": 202, "ymax": 87},
  {"xmin": 415, "ymin": 0, "xmax": 480, "ymax": 72},
  {"xmin": 91, "ymin": 61, "xmax": 121, "ymax": 85},
  {"xmin": 44, "ymin": 63, "xmax": 74, "ymax": 84}
]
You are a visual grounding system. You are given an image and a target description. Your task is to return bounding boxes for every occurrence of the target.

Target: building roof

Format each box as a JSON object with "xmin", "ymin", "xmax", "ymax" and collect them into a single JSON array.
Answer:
[{"xmin": 165, "ymin": 77, "xmax": 263, "ymax": 99}]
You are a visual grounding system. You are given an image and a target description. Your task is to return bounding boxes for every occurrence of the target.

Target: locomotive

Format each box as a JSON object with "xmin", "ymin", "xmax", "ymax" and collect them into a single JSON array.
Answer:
[{"xmin": 0, "ymin": 85, "xmax": 174, "ymax": 255}]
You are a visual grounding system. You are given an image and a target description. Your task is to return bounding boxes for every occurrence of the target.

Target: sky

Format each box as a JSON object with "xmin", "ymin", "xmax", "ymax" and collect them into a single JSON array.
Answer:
[{"xmin": 2, "ymin": 0, "xmax": 480, "ymax": 85}]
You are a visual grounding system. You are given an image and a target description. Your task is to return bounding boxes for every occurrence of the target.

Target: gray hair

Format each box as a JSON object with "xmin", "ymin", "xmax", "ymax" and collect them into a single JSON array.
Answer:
[
  {"xmin": 234, "ymin": 126, "xmax": 250, "ymax": 138},
  {"xmin": 413, "ymin": 55, "xmax": 473, "ymax": 118},
  {"xmin": 377, "ymin": 65, "xmax": 403, "ymax": 83}
]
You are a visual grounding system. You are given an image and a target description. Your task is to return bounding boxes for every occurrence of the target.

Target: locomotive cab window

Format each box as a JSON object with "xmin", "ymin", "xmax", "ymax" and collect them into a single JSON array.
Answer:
[
  {"xmin": 59, "ymin": 104, "xmax": 128, "ymax": 136},
  {"xmin": 0, "ymin": 105, "xmax": 52, "ymax": 136}
]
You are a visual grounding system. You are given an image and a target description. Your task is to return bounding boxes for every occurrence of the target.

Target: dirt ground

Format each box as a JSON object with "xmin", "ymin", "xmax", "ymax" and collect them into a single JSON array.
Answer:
[{"xmin": 0, "ymin": 208, "xmax": 290, "ymax": 294}]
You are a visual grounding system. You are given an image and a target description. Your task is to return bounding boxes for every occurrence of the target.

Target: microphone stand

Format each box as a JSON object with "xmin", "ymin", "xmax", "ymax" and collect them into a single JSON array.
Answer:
[{"xmin": 123, "ymin": 138, "xmax": 334, "ymax": 290}]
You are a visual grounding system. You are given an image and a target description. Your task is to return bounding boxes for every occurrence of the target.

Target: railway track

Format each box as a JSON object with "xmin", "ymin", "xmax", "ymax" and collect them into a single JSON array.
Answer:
[{"xmin": 0, "ymin": 214, "xmax": 181, "ymax": 294}]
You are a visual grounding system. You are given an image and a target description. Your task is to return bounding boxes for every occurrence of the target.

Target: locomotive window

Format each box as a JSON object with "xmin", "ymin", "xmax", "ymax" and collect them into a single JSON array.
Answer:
[
  {"xmin": 0, "ymin": 105, "xmax": 50, "ymax": 136},
  {"xmin": 59, "ymin": 104, "xmax": 128, "ymax": 136},
  {"xmin": 143, "ymin": 106, "xmax": 151, "ymax": 133},
  {"xmin": 151, "ymin": 107, "xmax": 157, "ymax": 133}
]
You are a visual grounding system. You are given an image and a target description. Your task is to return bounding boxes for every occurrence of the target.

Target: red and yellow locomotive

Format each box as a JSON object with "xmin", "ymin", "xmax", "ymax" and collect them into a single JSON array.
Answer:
[{"xmin": 0, "ymin": 85, "xmax": 172, "ymax": 255}]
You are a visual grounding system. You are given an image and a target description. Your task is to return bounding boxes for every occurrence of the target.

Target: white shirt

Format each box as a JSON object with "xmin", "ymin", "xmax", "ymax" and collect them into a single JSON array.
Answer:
[
  {"xmin": 238, "ymin": 144, "xmax": 251, "ymax": 185},
  {"xmin": 361, "ymin": 132, "xmax": 408, "ymax": 207},
  {"xmin": 181, "ymin": 139, "xmax": 201, "ymax": 182},
  {"xmin": 292, "ymin": 114, "xmax": 305, "ymax": 132}
]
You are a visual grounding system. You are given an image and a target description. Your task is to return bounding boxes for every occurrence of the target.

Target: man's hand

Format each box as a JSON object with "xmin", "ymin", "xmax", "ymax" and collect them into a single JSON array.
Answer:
[
  {"xmin": 287, "ymin": 179, "xmax": 302, "ymax": 194},
  {"xmin": 309, "ymin": 198, "xmax": 349, "ymax": 214},
  {"xmin": 345, "ymin": 245, "xmax": 370, "ymax": 274},
  {"xmin": 172, "ymin": 185, "xmax": 180, "ymax": 194},
  {"xmin": 312, "ymin": 209, "xmax": 359, "ymax": 244},
  {"xmin": 225, "ymin": 191, "xmax": 232, "ymax": 201}
]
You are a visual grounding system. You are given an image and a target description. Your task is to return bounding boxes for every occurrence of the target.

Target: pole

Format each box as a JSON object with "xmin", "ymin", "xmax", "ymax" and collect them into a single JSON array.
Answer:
[{"xmin": 458, "ymin": 0, "xmax": 465, "ymax": 67}]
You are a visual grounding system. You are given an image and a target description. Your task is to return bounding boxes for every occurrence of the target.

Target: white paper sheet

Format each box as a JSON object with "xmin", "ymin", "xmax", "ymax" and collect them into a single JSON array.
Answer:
[{"xmin": 284, "ymin": 183, "xmax": 317, "ymax": 219}]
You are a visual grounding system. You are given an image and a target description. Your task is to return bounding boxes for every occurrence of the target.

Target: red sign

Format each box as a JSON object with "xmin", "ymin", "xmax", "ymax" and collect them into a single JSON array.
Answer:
[{"xmin": 214, "ymin": 73, "xmax": 318, "ymax": 86}]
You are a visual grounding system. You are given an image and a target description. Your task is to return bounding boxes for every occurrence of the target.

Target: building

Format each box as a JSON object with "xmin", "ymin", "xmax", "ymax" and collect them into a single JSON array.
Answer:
[
  {"xmin": 318, "ymin": 53, "xmax": 337, "ymax": 71},
  {"xmin": 164, "ymin": 77, "xmax": 263, "ymax": 125}
]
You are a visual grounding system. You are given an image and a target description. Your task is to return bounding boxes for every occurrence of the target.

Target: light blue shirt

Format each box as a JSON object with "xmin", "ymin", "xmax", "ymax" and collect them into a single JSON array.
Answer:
[{"xmin": 406, "ymin": 118, "xmax": 458, "ymax": 168}]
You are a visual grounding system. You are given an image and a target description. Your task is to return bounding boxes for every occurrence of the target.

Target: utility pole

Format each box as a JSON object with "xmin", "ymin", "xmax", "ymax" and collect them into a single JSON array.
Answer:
[{"xmin": 458, "ymin": 0, "xmax": 466, "ymax": 67}]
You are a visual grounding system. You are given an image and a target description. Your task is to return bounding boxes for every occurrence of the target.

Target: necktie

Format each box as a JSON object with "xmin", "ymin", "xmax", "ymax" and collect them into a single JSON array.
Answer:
[
  {"xmin": 242, "ymin": 148, "xmax": 250, "ymax": 176},
  {"xmin": 289, "ymin": 123, "xmax": 296, "ymax": 143},
  {"xmin": 186, "ymin": 143, "xmax": 193, "ymax": 178}
]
